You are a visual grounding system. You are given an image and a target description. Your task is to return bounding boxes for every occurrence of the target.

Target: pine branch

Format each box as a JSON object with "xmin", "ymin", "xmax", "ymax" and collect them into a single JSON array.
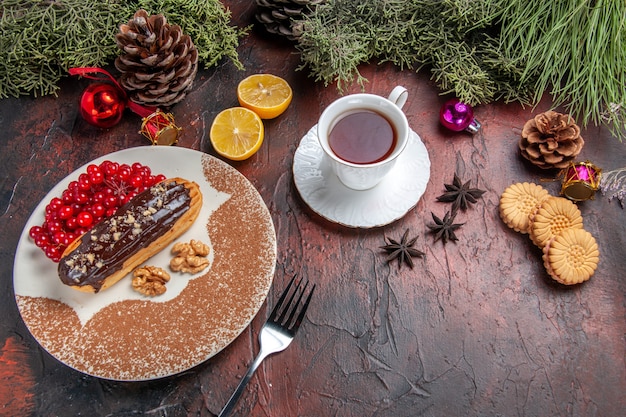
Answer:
[
  {"xmin": 0, "ymin": 0, "xmax": 246, "ymax": 98},
  {"xmin": 295, "ymin": 0, "xmax": 626, "ymax": 140}
]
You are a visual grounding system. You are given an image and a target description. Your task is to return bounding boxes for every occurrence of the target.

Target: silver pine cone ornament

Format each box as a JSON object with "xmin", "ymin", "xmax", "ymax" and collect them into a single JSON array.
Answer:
[
  {"xmin": 115, "ymin": 10, "xmax": 198, "ymax": 108},
  {"xmin": 255, "ymin": 0, "xmax": 325, "ymax": 41}
]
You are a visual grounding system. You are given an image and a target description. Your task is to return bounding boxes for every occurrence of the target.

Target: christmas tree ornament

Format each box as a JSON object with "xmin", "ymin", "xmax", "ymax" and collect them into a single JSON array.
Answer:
[
  {"xmin": 115, "ymin": 9, "xmax": 198, "ymax": 108},
  {"xmin": 70, "ymin": 67, "xmax": 155, "ymax": 126},
  {"xmin": 79, "ymin": 82, "xmax": 126, "ymax": 128},
  {"xmin": 439, "ymin": 99, "xmax": 481, "ymax": 133},
  {"xmin": 140, "ymin": 111, "xmax": 181, "ymax": 146},
  {"xmin": 560, "ymin": 161, "xmax": 602, "ymax": 202},
  {"xmin": 70, "ymin": 67, "xmax": 180, "ymax": 145}
]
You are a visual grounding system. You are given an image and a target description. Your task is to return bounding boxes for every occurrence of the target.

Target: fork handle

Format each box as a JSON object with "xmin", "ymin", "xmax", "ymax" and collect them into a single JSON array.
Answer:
[{"xmin": 218, "ymin": 349, "xmax": 271, "ymax": 417}]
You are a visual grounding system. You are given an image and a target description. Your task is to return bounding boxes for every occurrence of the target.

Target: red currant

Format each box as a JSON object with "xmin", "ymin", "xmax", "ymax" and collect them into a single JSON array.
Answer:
[
  {"xmin": 141, "ymin": 175, "xmax": 154, "ymax": 187},
  {"xmin": 29, "ymin": 225, "xmax": 43, "ymax": 239},
  {"xmin": 123, "ymin": 191, "xmax": 138, "ymax": 204},
  {"xmin": 46, "ymin": 220, "xmax": 63, "ymax": 234},
  {"xmin": 57, "ymin": 205, "xmax": 74, "ymax": 220},
  {"xmin": 102, "ymin": 161, "xmax": 119, "ymax": 176},
  {"xmin": 45, "ymin": 246, "xmax": 62, "ymax": 262},
  {"xmin": 34, "ymin": 233, "xmax": 51, "ymax": 248},
  {"xmin": 67, "ymin": 180, "xmax": 79, "ymax": 193},
  {"xmin": 71, "ymin": 203, "xmax": 83, "ymax": 215},
  {"xmin": 92, "ymin": 190, "xmax": 106, "ymax": 203},
  {"xmin": 73, "ymin": 191, "xmax": 90, "ymax": 205},
  {"xmin": 104, "ymin": 195, "xmax": 119, "ymax": 208},
  {"xmin": 44, "ymin": 210, "xmax": 57, "ymax": 223},
  {"xmin": 130, "ymin": 174, "xmax": 143, "ymax": 188},
  {"xmin": 47, "ymin": 197, "xmax": 63, "ymax": 213},
  {"xmin": 76, "ymin": 211, "xmax": 94, "ymax": 228},
  {"xmin": 89, "ymin": 170, "xmax": 104, "ymax": 185},
  {"xmin": 74, "ymin": 227, "xmax": 87, "ymax": 236},
  {"xmin": 61, "ymin": 189, "xmax": 73, "ymax": 204},
  {"xmin": 118, "ymin": 164, "xmax": 132, "ymax": 181},
  {"xmin": 86, "ymin": 164, "xmax": 101, "ymax": 176},
  {"xmin": 65, "ymin": 217, "xmax": 78, "ymax": 230},
  {"xmin": 52, "ymin": 231, "xmax": 67, "ymax": 245},
  {"xmin": 90, "ymin": 203, "xmax": 106, "ymax": 218},
  {"xmin": 77, "ymin": 173, "xmax": 92, "ymax": 191},
  {"xmin": 32, "ymin": 160, "xmax": 163, "ymax": 262},
  {"xmin": 131, "ymin": 162, "xmax": 144, "ymax": 173}
]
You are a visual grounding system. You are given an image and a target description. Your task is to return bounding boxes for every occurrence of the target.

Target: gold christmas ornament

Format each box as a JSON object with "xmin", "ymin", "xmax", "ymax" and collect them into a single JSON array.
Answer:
[
  {"xmin": 561, "ymin": 161, "xmax": 602, "ymax": 202},
  {"xmin": 519, "ymin": 110, "xmax": 584, "ymax": 169},
  {"xmin": 140, "ymin": 111, "xmax": 181, "ymax": 146},
  {"xmin": 115, "ymin": 10, "xmax": 198, "ymax": 108}
]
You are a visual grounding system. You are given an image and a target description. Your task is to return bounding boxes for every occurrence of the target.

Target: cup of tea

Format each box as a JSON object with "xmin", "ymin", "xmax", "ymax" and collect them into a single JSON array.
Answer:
[{"xmin": 317, "ymin": 86, "xmax": 410, "ymax": 190}]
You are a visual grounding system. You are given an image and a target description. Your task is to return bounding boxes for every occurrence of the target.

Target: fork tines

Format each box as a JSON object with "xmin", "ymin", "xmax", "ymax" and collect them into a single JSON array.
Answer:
[{"xmin": 271, "ymin": 275, "xmax": 315, "ymax": 333}]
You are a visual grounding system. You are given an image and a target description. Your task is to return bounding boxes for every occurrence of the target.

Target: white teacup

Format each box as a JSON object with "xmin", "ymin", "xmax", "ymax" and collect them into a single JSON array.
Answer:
[{"xmin": 317, "ymin": 86, "xmax": 409, "ymax": 190}]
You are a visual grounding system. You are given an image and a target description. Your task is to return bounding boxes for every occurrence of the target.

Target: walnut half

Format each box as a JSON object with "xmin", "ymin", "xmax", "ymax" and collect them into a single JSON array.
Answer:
[
  {"xmin": 170, "ymin": 239, "xmax": 210, "ymax": 274},
  {"xmin": 132, "ymin": 266, "xmax": 171, "ymax": 296}
]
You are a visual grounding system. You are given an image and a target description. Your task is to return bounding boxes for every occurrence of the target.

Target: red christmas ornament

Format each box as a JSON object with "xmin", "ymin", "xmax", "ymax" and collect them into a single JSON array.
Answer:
[
  {"xmin": 439, "ymin": 98, "xmax": 481, "ymax": 133},
  {"xmin": 70, "ymin": 67, "xmax": 180, "ymax": 144},
  {"xmin": 79, "ymin": 82, "xmax": 126, "ymax": 128}
]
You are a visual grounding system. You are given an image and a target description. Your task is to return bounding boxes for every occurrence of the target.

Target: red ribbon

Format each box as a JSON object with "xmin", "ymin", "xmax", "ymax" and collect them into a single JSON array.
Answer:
[{"xmin": 68, "ymin": 67, "xmax": 156, "ymax": 118}]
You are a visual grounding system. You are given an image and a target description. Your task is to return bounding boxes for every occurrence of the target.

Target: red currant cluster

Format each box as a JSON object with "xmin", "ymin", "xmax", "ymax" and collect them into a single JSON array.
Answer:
[{"xmin": 29, "ymin": 161, "xmax": 166, "ymax": 262}]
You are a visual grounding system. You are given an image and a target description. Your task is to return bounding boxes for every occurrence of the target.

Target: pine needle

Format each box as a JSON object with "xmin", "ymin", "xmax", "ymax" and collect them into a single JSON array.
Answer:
[{"xmin": 498, "ymin": 0, "xmax": 626, "ymax": 139}]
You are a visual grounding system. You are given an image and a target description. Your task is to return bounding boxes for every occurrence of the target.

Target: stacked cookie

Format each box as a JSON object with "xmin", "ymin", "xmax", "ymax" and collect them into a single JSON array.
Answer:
[{"xmin": 499, "ymin": 182, "xmax": 599, "ymax": 285}]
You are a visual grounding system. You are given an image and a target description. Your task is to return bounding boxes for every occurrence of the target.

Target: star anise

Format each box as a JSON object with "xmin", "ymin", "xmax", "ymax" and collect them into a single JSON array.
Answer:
[
  {"xmin": 427, "ymin": 211, "xmax": 464, "ymax": 243},
  {"xmin": 380, "ymin": 229, "xmax": 425, "ymax": 269},
  {"xmin": 436, "ymin": 173, "xmax": 486, "ymax": 212}
]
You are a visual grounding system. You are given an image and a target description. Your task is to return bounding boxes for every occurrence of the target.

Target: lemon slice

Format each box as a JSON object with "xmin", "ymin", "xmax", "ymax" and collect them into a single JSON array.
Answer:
[
  {"xmin": 237, "ymin": 74, "xmax": 293, "ymax": 119},
  {"xmin": 209, "ymin": 107, "xmax": 264, "ymax": 161}
]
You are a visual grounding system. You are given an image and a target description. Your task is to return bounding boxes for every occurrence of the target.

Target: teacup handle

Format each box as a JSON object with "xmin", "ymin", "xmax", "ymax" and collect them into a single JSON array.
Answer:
[{"xmin": 387, "ymin": 86, "xmax": 408, "ymax": 110}]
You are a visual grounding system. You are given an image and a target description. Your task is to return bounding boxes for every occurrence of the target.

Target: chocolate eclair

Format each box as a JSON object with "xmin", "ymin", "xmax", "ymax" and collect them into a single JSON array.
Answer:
[{"xmin": 58, "ymin": 177, "xmax": 202, "ymax": 293}]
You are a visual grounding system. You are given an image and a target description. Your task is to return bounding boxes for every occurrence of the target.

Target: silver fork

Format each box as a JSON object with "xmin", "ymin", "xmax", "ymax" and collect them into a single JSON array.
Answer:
[{"xmin": 217, "ymin": 275, "xmax": 316, "ymax": 417}]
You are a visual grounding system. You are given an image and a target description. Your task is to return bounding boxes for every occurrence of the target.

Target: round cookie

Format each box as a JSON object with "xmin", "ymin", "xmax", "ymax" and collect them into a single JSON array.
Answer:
[
  {"xmin": 529, "ymin": 196, "xmax": 583, "ymax": 248},
  {"xmin": 499, "ymin": 182, "xmax": 551, "ymax": 234},
  {"xmin": 542, "ymin": 228, "xmax": 599, "ymax": 285}
]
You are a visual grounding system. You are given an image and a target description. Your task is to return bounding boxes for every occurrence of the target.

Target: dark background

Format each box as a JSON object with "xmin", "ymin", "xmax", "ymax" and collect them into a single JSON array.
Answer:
[{"xmin": 1, "ymin": 1, "xmax": 624, "ymax": 416}]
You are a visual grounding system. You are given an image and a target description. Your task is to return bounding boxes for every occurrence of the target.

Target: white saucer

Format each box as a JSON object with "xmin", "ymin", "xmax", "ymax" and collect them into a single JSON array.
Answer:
[{"xmin": 293, "ymin": 125, "xmax": 430, "ymax": 228}]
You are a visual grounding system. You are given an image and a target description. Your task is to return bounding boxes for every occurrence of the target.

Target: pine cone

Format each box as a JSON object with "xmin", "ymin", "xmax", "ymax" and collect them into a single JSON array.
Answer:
[
  {"xmin": 115, "ymin": 10, "xmax": 198, "ymax": 108},
  {"xmin": 519, "ymin": 111, "xmax": 584, "ymax": 169},
  {"xmin": 255, "ymin": 0, "xmax": 325, "ymax": 41}
]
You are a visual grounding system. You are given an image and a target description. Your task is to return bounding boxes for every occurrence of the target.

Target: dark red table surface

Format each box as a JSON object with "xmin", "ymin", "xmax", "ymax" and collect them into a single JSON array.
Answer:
[{"xmin": 1, "ymin": 2, "xmax": 624, "ymax": 416}]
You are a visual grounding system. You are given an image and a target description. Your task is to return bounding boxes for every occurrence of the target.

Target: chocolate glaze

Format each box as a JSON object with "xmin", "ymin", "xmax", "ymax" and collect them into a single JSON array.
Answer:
[{"xmin": 58, "ymin": 181, "xmax": 191, "ymax": 292}]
